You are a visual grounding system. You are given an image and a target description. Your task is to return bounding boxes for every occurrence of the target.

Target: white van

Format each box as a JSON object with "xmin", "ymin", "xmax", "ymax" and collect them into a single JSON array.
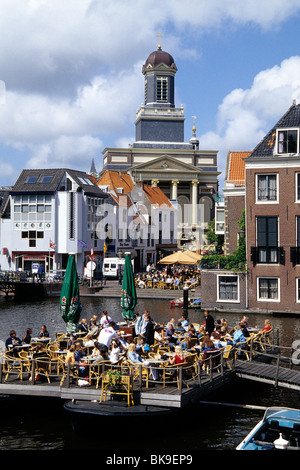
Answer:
[{"xmin": 102, "ymin": 257, "xmax": 134, "ymax": 278}]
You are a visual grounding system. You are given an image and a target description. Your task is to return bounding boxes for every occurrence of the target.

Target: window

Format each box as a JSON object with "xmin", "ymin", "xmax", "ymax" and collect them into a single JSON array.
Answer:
[
  {"xmin": 39, "ymin": 175, "xmax": 53, "ymax": 184},
  {"xmin": 256, "ymin": 216, "xmax": 278, "ymax": 263},
  {"xmin": 277, "ymin": 129, "xmax": 298, "ymax": 154},
  {"xmin": 156, "ymin": 77, "xmax": 168, "ymax": 101},
  {"xmin": 25, "ymin": 176, "xmax": 38, "ymax": 184},
  {"xmin": 218, "ymin": 275, "xmax": 239, "ymax": 302},
  {"xmin": 258, "ymin": 277, "xmax": 279, "ymax": 301},
  {"xmin": 296, "ymin": 279, "xmax": 300, "ymax": 302},
  {"xmin": 256, "ymin": 174, "xmax": 277, "ymax": 202}
]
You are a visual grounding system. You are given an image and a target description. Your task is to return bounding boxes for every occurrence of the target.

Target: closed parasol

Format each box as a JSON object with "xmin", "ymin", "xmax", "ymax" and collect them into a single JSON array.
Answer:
[
  {"xmin": 59, "ymin": 255, "xmax": 82, "ymax": 334},
  {"xmin": 121, "ymin": 254, "xmax": 137, "ymax": 321}
]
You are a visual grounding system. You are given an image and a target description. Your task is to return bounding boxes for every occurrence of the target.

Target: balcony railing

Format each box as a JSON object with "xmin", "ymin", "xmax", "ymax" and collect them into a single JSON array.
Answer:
[{"xmin": 250, "ymin": 246, "xmax": 285, "ymax": 266}]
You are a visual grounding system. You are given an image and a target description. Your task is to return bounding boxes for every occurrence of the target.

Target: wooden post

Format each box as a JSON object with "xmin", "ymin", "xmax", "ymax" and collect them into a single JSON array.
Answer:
[
  {"xmin": 32, "ymin": 360, "xmax": 36, "ymax": 384},
  {"xmin": 138, "ymin": 365, "xmax": 142, "ymax": 390},
  {"xmin": 209, "ymin": 356, "xmax": 212, "ymax": 381},
  {"xmin": 66, "ymin": 361, "xmax": 70, "ymax": 388},
  {"xmin": 275, "ymin": 354, "xmax": 280, "ymax": 387},
  {"xmin": 179, "ymin": 366, "xmax": 183, "ymax": 393},
  {"xmin": 197, "ymin": 359, "xmax": 201, "ymax": 386},
  {"xmin": 220, "ymin": 350, "xmax": 224, "ymax": 376}
]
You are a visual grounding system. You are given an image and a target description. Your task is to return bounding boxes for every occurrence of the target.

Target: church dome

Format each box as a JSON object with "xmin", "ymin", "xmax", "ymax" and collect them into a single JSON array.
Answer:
[{"xmin": 143, "ymin": 47, "xmax": 176, "ymax": 72}]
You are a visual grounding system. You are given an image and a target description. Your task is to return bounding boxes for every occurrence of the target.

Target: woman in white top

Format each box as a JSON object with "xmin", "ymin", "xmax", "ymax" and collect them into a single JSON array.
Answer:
[
  {"xmin": 100, "ymin": 310, "xmax": 112, "ymax": 327},
  {"xmin": 109, "ymin": 340, "xmax": 121, "ymax": 364}
]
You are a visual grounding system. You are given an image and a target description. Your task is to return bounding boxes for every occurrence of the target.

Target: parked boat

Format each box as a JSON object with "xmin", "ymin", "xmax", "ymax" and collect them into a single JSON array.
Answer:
[
  {"xmin": 236, "ymin": 407, "xmax": 300, "ymax": 450},
  {"xmin": 63, "ymin": 399, "xmax": 180, "ymax": 430},
  {"xmin": 169, "ymin": 297, "xmax": 201, "ymax": 308}
]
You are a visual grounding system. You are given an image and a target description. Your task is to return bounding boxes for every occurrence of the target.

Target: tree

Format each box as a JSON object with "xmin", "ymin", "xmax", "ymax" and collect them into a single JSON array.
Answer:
[{"xmin": 206, "ymin": 218, "xmax": 224, "ymax": 253}]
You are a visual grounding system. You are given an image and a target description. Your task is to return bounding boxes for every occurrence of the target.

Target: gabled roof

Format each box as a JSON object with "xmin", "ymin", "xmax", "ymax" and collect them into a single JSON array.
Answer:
[
  {"xmin": 97, "ymin": 170, "xmax": 134, "ymax": 194},
  {"xmin": 143, "ymin": 184, "xmax": 173, "ymax": 208},
  {"xmin": 226, "ymin": 151, "xmax": 250, "ymax": 186},
  {"xmin": 0, "ymin": 189, "xmax": 10, "ymax": 215},
  {"xmin": 11, "ymin": 168, "xmax": 107, "ymax": 198},
  {"xmin": 250, "ymin": 103, "xmax": 300, "ymax": 158}
]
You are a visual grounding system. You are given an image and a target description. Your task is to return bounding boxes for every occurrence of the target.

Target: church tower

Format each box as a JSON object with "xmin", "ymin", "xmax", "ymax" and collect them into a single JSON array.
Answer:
[{"xmin": 134, "ymin": 40, "xmax": 185, "ymax": 145}]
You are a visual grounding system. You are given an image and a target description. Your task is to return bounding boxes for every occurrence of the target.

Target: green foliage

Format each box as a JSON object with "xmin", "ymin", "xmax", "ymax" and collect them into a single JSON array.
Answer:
[{"xmin": 201, "ymin": 209, "xmax": 246, "ymax": 271}]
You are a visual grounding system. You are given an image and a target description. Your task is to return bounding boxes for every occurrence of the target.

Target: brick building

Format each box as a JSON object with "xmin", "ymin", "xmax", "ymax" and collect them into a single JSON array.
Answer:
[{"xmin": 246, "ymin": 102, "xmax": 300, "ymax": 313}]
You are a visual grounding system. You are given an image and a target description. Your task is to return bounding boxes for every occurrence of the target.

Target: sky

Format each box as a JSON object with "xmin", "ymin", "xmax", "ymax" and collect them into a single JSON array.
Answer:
[{"xmin": 1, "ymin": 0, "xmax": 300, "ymax": 191}]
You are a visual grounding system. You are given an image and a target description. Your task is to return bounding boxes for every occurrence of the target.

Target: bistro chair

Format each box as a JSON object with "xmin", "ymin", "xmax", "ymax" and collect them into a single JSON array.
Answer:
[
  {"xmin": 126, "ymin": 359, "xmax": 149, "ymax": 388},
  {"xmin": 33, "ymin": 356, "xmax": 52, "ymax": 383},
  {"xmin": 4, "ymin": 352, "xmax": 24, "ymax": 382},
  {"xmin": 100, "ymin": 371, "xmax": 134, "ymax": 407},
  {"xmin": 162, "ymin": 361, "xmax": 188, "ymax": 389},
  {"xmin": 18, "ymin": 351, "xmax": 31, "ymax": 377},
  {"xmin": 89, "ymin": 360, "xmax": 111, "ymax": 388}
]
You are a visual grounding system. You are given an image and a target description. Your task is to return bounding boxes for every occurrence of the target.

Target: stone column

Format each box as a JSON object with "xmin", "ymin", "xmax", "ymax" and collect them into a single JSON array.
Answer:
[
  {"xmin": 151, "ymin": 179, "xmax": 159, "ymax": 187},
  {"xmin": 191, "ymin": 180, "xmax": 199, "ymax": 227},
  {"xmin": 171, "ymin": 180, "xmax": 179, "ymax": 200}
]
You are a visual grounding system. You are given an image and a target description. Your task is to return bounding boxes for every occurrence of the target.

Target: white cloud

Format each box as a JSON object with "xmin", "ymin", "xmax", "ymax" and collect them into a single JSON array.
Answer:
[
  {"xmin": 200, "ymin": 56, "xmax": 300, "ymax": 189},
  {"xmin": 0, "ymin": 0, "xmax": 300, "ymax": 184}
]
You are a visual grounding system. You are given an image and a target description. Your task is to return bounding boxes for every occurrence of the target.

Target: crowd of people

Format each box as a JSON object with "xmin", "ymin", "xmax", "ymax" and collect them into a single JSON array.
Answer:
[
  {"xmin": 3, "ymin": 307, "xmax": 273, "ymax": 384},
  {"xmin": 135, "ymin": 264, "xmax": 200, "ymax": 290}
]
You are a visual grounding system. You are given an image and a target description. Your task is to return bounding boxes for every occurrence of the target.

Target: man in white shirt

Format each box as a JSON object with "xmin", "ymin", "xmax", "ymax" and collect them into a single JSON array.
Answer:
[{"xmin": 97, "ymin": 321, "xmax": 118, "ymax": 349}]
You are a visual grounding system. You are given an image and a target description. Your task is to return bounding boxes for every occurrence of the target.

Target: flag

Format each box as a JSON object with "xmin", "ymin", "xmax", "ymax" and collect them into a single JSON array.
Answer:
[
  {"xmin": 49, "ymin": 240, "xmax": 56, "ymax": 249},
  {"xmin": 90, "ymin": 244, "xmax": 94, "ymax": 260},
  {"xmin": 103, "ymin": 241, "xmax": 107, "ymax": 253},
  {"xmin": 77, "ymin": 239, "xmax": 87, "ymax": 248}
]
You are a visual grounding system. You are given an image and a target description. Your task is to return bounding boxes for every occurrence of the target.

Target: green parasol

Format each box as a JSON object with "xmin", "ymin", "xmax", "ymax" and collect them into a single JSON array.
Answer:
[
  {"xmin": 59, "ymin": 255, "xmax": 82, "ymax": 333},
  {"xmin": 121, "ymin": 254, "xmax": 137, "ymax": 321}
]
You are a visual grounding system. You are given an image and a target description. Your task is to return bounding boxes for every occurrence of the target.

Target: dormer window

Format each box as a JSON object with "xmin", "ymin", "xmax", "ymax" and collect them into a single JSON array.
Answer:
[{"xmin": 277, "ymin": 129, "xmax": 299, "ymax": 154}]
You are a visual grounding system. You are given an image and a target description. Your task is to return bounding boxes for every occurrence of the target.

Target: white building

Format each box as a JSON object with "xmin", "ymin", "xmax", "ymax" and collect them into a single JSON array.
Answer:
[{"xmin": 0, "ymin": 168, "xmax": 108, "ymax": 276}]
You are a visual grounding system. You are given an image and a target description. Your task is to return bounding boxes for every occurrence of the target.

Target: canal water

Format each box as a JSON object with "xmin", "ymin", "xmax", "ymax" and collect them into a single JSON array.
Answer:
[{"xmin": 0, "ymin": 294, "xmax": 299, "ymax": 452}]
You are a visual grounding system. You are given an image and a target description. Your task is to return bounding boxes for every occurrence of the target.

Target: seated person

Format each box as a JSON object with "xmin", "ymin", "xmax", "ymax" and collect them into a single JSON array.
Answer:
[
  {"xmin": 33, "ymin": 344, "xmax": 49, "ymax": 359},
  {"xmin": 78, "ymin": 318, "xmax": 89, "ymax": 334},
  {"xmin": 39, "ymin": 325, "xmax": 49, "ymax": 338},
  {"xmin": 92, "ymin": 342, "xmax": 109, "ymax": 363},
  {"xmin": 164, "ymin": 323, "xmax": 177, "ymax": 349},
  {"xmin": 169, "ymin": 345, "xmax": 185, "ymax": 365},
  {"xmin": 116, "ymin": 331, "xmax": 129, "ymax": 351},
  {"xmin": 5, "ymin": 330, "xmax": 22, "ymax": 353},
  {"xmin": 135, "ymin": 335, "xmax": 150, "ymax": 356},
  {"xmin": 128, "ymin": 343, "xmax": 144, "ymax": 363},
  {"xmin": 109, "ymin": 339, "xmax": 121, "ymax": 364},
  {"xmin": 260, "ymin": 319, "xmax": 272, "ymax": 334},
  {"xmin": 154, "ymin": 326, "xmax": 165, "ymax": 343},
  {"xmin": 22, "ymin": 328, "xmax": 32, "ymax": 344}
]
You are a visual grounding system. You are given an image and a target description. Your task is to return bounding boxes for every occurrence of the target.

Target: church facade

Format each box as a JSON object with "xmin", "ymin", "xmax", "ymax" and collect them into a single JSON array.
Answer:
[{"xmin": 100, "ymin": 43, "xmax": 220, "ymax": 251}]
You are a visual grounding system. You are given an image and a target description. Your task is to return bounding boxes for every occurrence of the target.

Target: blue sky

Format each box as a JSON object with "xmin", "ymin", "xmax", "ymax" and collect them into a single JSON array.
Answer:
[{"xmin": 1, "ymin": 0, "xmax": 300, "ymax": 191}]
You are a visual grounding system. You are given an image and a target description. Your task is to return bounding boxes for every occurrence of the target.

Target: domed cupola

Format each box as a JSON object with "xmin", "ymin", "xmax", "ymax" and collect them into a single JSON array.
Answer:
[
  {"xmin": 142, "ymin": 47, "xmax": 177, "ymax": 73},
  {"xmin": 134, "ymin": 39, "xmax": 185, "ymax": 144},
  {"xmin": 141, "ymin": 42, "xmax": 177, "ymax": 110}
]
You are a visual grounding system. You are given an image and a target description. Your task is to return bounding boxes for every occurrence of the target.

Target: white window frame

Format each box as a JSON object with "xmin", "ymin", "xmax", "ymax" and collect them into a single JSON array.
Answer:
[
  {"xmin": 217, "ymin": 274, "xmax": 239, "ymax": 303},
  {"xmin": 257, "ymin": 277, "xmax": 280, "ymax": 302},
  {"xmin": 276, "ymin": 128, "xmax": 299, "ymax": 155},
  {"xmin": 255, "ymin": 173, "xmax": 278, "ymax": 203},
  {"xmin": 296, "ymin": 278, "xmax": 300, "ymax": 303}
]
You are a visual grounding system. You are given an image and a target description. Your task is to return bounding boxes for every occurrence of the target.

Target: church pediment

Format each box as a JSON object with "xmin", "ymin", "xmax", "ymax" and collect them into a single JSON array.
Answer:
[{"xmin": 129, "ymin": 155, "xmax": 202, "ymax": 173}]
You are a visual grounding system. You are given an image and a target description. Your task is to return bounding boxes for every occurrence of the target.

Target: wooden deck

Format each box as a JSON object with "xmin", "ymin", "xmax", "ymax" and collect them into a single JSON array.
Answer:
[
  {"xmin": 235, "ymin": 359, "xmax": 300, "ymax": 391},
  {"xmin": 0, "ymin": 367, "xmax": 234, "ymax": 408}
]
